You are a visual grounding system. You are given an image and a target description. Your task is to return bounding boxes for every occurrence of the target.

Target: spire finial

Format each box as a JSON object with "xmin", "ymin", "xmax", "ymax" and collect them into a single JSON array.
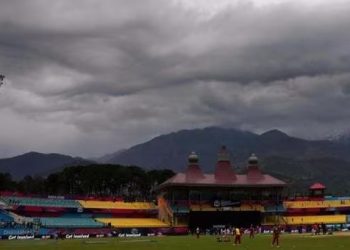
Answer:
[{"xmin": 188, "ymin": 151, "xmax": 199, "ymax": 164}]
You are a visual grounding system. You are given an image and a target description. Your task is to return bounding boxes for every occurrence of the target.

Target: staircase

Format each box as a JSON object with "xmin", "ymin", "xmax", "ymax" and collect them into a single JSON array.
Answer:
[
  {"xmin": 157, "ymin": 195, "xmax": 174, "ymax": 226},
  {"xmin": 7, "ymin": 211, "xmax": 33, "ymax": 224}
]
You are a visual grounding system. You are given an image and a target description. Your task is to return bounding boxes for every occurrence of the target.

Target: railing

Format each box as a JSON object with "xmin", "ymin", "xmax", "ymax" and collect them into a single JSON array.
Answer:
[{"xmin": 8, "ymin": 211, "xmax": 33, "ymax": 224}]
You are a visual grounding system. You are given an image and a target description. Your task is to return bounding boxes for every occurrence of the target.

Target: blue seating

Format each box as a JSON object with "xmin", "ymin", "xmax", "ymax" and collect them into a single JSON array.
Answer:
[
  {"xmin": 171, "ymin": 205, "xmax": 190, "ymax": 213},
  {"xmin": 39, "ymin": 217, "xmax": 103, "ymax": 228},
  {"xmin": 264, "ymin": 204, "xmax": 285, "ymax": 213},
  {"xmin": 1, "ymin": 196, "xmax": 81, "ymax": 208},
  {"xmin": 61, "ymin": 213, "xmax": 93, "ymax": 218},
  {"xmin": 0, "ymin": 211, "xmax": 13, "ymax": 222}
]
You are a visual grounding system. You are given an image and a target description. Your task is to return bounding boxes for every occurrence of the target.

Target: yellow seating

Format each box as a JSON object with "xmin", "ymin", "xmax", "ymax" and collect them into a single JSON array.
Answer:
[
  {"xmin": 284, "ymin": 200, "xmax": 350, "ymax": 209},
  {"xmin": 78, "ymin": 201, "xmax": 156, "ymax": 210},
  {"xmin": 283, "ymin": 215, "xmax": 346, "ymax": 225},
  {"xmin": 262, "ymin": 215, "xmax": 285, "ymax": 225},
  {"xmin": 97, "ymin": 218, "xmax": 169, "ymax": 228}
]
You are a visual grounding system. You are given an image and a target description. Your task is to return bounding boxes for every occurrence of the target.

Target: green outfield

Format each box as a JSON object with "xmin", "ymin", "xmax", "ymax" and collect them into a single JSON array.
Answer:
[{"xmin": 0, "ymin": 234, "xmax": 349, "ymax": 250}]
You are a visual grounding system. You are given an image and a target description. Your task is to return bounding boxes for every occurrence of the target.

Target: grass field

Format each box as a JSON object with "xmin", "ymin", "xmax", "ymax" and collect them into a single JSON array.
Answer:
[{"xmin": 1, "ymin": 234, "xmax": 350, "ymax": 250}]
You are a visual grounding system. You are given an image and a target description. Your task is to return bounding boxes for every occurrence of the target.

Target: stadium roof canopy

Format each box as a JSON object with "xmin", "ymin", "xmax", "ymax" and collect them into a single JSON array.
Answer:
[
  {"xmin": 309, "ymin": 182, "xmax": 326, "ymax": 190},
  {"xmin": 157, "ymin": 147, "xmax": 286, "ymax": 189},
  {"xmin": 158, "ymin": 173, "xmax": 286, "ymax": 188}
]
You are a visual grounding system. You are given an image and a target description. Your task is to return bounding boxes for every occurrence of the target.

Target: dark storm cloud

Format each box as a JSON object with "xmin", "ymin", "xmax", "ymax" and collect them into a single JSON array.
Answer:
[{"xmin": 1, "ymin": 0, "xmax": 350, "ymax": 157}]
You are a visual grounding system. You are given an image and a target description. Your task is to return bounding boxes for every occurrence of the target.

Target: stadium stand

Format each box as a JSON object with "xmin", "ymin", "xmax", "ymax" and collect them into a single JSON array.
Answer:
[
  {"xmin": 97, "ymin": 218, "xmax": 169, "ymax": 228},
  {"xmin": 239, "ymin": 203, "xmax": 265, "ymax": 212},
  {"xmin": 189, "ymin": 203, "xmax": 264, "ymax": 212},
  {"xmin": 38, "ymin": 217, "xmax": 104, "ymax": 228},
  {"xmin": 264, "ymin": 204, "xmax": 285, "ymax": 213},
  {"xmin": 0, "ymin": 210, "xmax": 13, "ymax": 222},
  {"xmin": 190, "ymin": 204, "xmax": 217, "ymax": 211},
  {"xmin": 168, "ymin": 200, "xmax": 190, "ymax": 214},
  {"xmin": 171, "ymin": 205, "xmax": 190, "ymax": 213},
  {"xmin": 1, "ymin": 196, "xmax": 81, "ymax": 208},
  {"xmin": 283, "ymin": 199, "xmax": 350, "ymax": 209},
  {"xmin": 2, "ymin": 152, "xmax": 350, "ymax": 239},
  {"xmin": 262, "ymin": 215, "xmax": 285, "ymax": 225},
  {"xmin": 282, "ymin": 215, "xmax": 347, "ymax": 225},
  {"xmin": 78, "ymin": 200, "xmax": 156, "ymax": 210}
]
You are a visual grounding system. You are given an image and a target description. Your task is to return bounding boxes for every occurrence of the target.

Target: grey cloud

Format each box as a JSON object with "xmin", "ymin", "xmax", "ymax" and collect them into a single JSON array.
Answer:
[{"xmin": 1, "ymin": 0, "xmax": 350, "ymax": 157}]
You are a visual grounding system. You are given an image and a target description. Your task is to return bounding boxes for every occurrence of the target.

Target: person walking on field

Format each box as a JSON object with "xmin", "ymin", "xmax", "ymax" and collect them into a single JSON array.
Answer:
[
  {"xmin": 233, "ymin": 227, "xmax": 241, "ymax": 245},
  {"xmin": 249, "ymin": 224, "xmax": 255, "ymax": 238},
  {"xmin": 272, "ymin": 224, "xmax": 281, "ymax": 247},
  {"xmin": 196, "ymin": 227, "xmax": 200, "ymax": 239}
]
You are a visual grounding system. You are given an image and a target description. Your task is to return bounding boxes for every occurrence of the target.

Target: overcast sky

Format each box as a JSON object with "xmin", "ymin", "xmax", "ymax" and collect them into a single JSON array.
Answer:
[{"xmin": 1, "ymin": 0, "xmax": 350, "ymax": 158}]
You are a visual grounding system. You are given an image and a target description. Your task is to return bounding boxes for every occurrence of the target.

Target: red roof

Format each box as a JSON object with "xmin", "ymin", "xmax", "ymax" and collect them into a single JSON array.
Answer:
[
  {"xmin": 157, "ymin": 149, "xmax": 286, "ymax": 189},
  {"xmin": 309, "ymin": 182, "xmax": 326, "ymax": 190},
  {"xmin": 158, "ymin": 172, "xmax": 286, "ymax": 188}
]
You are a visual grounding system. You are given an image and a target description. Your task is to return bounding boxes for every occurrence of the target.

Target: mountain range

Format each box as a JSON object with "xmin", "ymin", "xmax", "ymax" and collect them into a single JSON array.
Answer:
[
  {"xmin": 0, "ymin": 152, "xmax": 92, "ymax": 180},
  {"xmin": 102, "ymin": 127, "xmax": 350, "ymax": 170},
  {"xmin": 101, "ymin": 127, "xmax": 350, "ymax": 194},
  {"xmin": 1, "ymin": 127, "xmax": 350, "ymax": 194}
]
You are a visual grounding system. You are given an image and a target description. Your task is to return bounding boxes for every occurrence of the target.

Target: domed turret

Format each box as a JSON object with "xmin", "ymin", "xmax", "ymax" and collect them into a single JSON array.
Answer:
[
  {"xmin": 185, "ymin": 151, "xmax": 204, "ymax": 181},
  {"xmin": 247, "ymin": 153, "xmax": 263, "ymax": 180},
  {"xmin": 248, "ymin": 153, "xmax": 258, "ymax": 165},
  {"xmin": 188, "ymin": 151, "xmax": 199, "ymax": 164}
]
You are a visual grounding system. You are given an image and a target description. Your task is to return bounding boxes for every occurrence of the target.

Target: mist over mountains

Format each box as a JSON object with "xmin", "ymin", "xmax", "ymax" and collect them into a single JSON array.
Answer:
[{"xmin": 1, "ymin": 127, "xmax": 350, "ymax": 194}]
